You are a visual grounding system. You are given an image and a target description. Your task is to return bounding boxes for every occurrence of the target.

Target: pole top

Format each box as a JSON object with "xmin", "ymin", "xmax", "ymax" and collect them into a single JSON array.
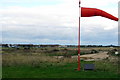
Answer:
[{"xmin": 79, "ymin": 0, "xmax": 81, "ymax": 7}]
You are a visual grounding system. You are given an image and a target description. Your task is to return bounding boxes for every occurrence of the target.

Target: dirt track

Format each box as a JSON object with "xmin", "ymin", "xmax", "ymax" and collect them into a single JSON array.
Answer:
[{"xmin": 72, "ymin": 52, "xmax": 109, "ymax": 61}]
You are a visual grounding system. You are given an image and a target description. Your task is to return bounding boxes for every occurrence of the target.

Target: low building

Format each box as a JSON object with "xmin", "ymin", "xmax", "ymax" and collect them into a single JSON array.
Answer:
[{"xmin": 40, "ymin": 44, "xmax": 59, "ymax": 47}]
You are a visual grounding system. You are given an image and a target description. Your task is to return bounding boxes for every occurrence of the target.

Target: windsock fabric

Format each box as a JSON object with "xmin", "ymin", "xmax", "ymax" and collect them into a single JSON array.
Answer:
[{"xmin": 81, "ymin": 7, "xmax": 118, "ymax": 21}]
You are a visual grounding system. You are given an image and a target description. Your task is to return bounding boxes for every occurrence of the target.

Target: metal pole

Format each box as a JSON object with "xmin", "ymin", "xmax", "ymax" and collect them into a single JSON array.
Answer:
[{"xmin": 77, "ymin": 0, "xmax": 81, "ymax": 71}]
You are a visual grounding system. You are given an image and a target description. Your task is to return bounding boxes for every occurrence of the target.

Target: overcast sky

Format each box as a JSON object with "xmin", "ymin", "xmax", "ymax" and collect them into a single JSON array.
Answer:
[{"xmin": 0, "ymin": 0, "xmax": 119, "ymax": 45}]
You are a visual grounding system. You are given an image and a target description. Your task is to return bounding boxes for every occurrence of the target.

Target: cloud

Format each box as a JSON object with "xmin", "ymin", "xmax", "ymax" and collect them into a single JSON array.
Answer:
[
  {"xmin": 1, "ymin": 0, "xmax": 79, "ymax": 45},
  {"xmin": 81, "ymin": 0, "xmax": 119, "ymax": 8},
  {"xmin": 1, "ymin": 0, "xmax": 119, "ymax": 45}
]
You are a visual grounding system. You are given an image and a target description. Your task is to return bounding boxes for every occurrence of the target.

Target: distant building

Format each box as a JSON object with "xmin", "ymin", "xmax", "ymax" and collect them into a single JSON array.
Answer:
[
  {"xmin": 33, "ymin": 45, "xmax": 41, "ymax": 48},
  {"xmin": 40, "ymin": 44, "xmax": 59, "ymax": 47},
  {"xmin": 17, "ymin": 44, "xmax": 34, "ymax": 48},
  {"xmin": 2, "ymin": 44, "xmax": 9, "ymax": 47},
  {"xmin": 67, "ymin": 45, "xmax": 77, "ymax": 47},
  {"xmin": 59, "ymin": 45, "xmax": 67, "ymax": 48}
]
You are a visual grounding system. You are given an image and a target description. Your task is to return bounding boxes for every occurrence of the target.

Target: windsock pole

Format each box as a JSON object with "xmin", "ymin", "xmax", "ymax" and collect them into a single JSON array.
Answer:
[{"xmin": 77, "ymin": 0, "xmax": 81, "ymax": 71}]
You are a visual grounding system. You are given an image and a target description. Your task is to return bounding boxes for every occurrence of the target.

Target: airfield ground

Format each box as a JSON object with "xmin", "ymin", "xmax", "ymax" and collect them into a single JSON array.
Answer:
[{"xmin": 1, "ymin": 47, "xmax": 119, "ymax": 78}]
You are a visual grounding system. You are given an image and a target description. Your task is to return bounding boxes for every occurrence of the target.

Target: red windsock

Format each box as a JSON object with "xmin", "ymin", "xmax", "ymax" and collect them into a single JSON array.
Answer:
[{"xmin": 81, "ymin": 7, "xmax": 119, "ymax": 21}]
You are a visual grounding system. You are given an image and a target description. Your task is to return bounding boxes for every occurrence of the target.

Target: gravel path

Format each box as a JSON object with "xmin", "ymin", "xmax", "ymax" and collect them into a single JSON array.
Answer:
[{"xmin": 72, "ymin": 52, "xmax": 109, "ymax": 61}]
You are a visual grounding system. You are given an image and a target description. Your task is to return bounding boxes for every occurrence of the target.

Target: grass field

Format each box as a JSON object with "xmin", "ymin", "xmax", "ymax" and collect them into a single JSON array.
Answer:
[
  {"xmin": 2, "ymin": 62, "xmax": 119, "ymax": 78},
  {"xmin": 2, "ymin": 47, "xmax": 120, "ymax": 78}
]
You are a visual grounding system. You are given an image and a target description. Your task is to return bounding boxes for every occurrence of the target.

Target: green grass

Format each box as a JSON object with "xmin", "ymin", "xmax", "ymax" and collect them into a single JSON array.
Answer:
[
  {"xmin": 0, "ymin": 67, "xmax": 1, "ymax": 79},
  {"xmin": 2, "ymin": 62, "xmax": 119, "ymax": 78}
]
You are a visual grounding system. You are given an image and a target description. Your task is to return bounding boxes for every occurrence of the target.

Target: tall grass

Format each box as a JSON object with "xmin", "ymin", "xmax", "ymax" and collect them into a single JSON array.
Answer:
[
  {"xmin": 2, "ymin": 53, "xmax": 77, "ymax": 67},
  {"xmin": 95, "ymin": 60, "xmax": 119, "ymax": 74},
  {"xmin": 2, "ymin": 47, "xmax": 119, "ymax": 74}
]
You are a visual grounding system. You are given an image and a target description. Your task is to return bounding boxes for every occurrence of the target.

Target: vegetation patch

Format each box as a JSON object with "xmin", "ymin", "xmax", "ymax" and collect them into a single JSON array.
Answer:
[{"xmin": 2, "ymin": 47, "xmax": 120, "ymax": 78}]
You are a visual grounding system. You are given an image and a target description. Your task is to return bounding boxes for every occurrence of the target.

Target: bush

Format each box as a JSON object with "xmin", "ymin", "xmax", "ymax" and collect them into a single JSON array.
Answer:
[
  {"xmin": 52, "ymin": 49, "xmax": 60, "ymax": 52},
  {"xmin": 91, "ymin": 49, "xmax": 98, "ymax": 54}
]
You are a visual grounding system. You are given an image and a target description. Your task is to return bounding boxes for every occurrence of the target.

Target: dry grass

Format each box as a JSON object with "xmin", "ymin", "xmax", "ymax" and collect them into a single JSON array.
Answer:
[
  {"xmin": 2, "ymin": 53, "xmax": 77, "ymax": 67},
  {"xmin": 2, "ymin": 47, "xmax": 119, "ymax": 75},
  {"xmin": 95, "ymin": 60, "xmax": 119, "ymax": 74}
]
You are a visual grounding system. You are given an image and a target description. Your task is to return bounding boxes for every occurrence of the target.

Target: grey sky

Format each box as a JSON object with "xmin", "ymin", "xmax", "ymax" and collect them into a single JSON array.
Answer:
[{"xmin": 1, "ymin": 0, "xmax": 119, "ymax": 45}]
